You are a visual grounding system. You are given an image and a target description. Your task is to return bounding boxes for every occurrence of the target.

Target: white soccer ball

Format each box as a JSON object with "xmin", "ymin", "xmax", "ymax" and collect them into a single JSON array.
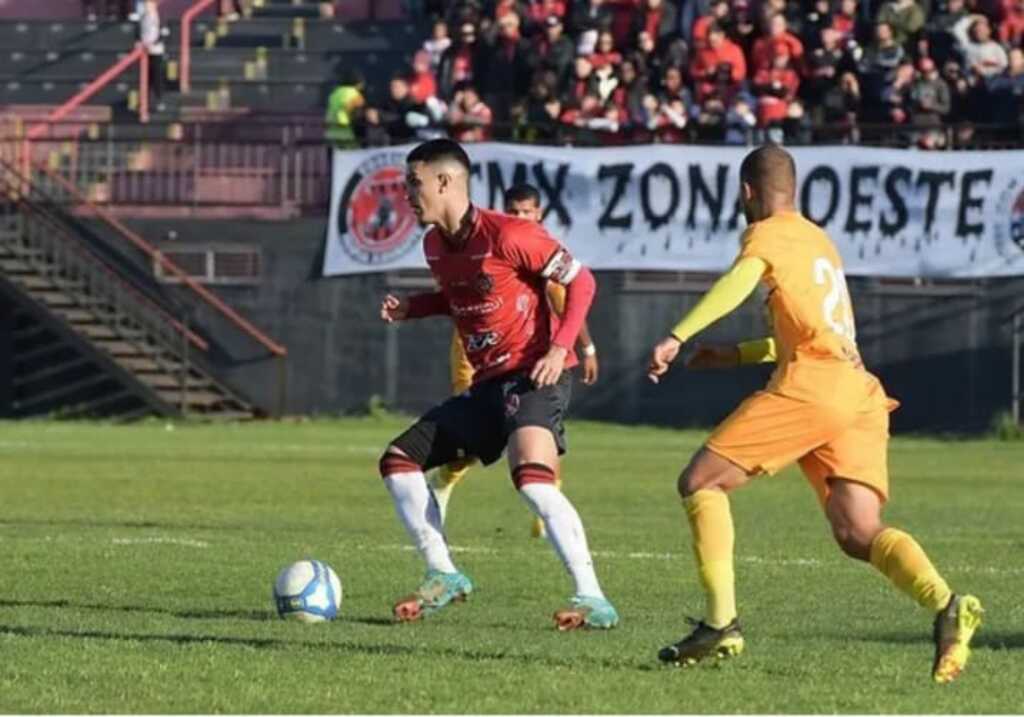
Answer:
[{"xmin": 273, "ymin": 559, "xmax": 342, "ymax": 622}]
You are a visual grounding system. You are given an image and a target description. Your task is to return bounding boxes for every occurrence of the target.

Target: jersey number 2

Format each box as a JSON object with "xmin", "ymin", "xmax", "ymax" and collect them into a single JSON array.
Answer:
[{"xmin": 813, "ymin": 258, "xmax": 856, "ymax": 340}]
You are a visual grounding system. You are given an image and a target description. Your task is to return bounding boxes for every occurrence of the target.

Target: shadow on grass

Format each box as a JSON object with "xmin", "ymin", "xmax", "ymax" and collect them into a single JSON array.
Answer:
[
  {"xmin": 0, "ymin": 599, "xmax": 274, "ymax": 622},
  {"xmin": 853, "ymin": 630, "xmax": 1024, "ymax": 651},
  {"xmin": 0, "ymin": 621, "xmax": 656, "ymax": 671},
  {"xmin": 0, "ymin": 518, "xmax": 251, "ymax": 531}
]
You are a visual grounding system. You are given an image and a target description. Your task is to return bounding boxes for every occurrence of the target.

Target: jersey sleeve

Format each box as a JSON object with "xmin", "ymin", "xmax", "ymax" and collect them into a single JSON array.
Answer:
[{"xmin": 498, "ymin": 220, "xmax": 582, "ymax": 285}]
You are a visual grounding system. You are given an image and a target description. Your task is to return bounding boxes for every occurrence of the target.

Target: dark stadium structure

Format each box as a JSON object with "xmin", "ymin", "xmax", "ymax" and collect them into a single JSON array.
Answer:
[{"xmin": 0, "ymin": 0, "xmax": 1022, "ymax": 430}]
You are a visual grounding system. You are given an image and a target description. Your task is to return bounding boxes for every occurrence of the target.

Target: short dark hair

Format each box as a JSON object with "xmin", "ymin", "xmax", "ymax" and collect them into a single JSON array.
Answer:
[
  {"xmin": 504, "ymin": 183, "xmax": 541, "ymax": 208},
  {"xmin": 406, "ymin": 139, "xmax": 472, "ymax": 173},
  {"xmin": 740, "ymin": 144, "xmax": 796, "ymax": 197}
]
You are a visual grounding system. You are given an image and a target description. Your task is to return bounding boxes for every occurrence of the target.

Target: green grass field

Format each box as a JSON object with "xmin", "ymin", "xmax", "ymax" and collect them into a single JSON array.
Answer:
[{"xmin": 0, "ymin": 418, "xmax": 1022, "ymax": 713}]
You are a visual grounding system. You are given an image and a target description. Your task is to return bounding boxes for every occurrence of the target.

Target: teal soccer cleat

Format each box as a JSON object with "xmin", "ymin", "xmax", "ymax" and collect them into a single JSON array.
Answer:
[
  {"xmin": 554, "ymin": 595, "xmax": 620, "ymax": 631},
  {"xmin": 393, "ymin": 569, "xmax": 473, "ymax": 622}
]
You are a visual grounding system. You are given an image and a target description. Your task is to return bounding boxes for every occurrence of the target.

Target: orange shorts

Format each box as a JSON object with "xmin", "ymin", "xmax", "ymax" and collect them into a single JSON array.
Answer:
[{"xmin": 706, "ymin": 377, "xmax": 896, "ymax": 506}]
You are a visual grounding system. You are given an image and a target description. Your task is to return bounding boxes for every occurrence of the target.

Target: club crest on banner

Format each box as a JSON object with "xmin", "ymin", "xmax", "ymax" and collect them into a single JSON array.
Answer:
[
  {"xmin": 335, "ymin": 151, "xmax": 423, "ymax": 265},
  {"xmin": 994, "ymin": 177, "xmax": 1024, "ymax": 257}
]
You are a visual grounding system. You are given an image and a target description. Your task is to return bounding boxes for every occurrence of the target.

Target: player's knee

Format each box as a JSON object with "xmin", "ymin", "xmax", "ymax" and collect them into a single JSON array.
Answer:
[
  {"xmin": 827, "ymin": 509, "xmax": 879, "ymax": 561},
  {"xmin": 510, "ymin": 462, "xmax": 557, "ymax": 491},
  {"xmin": 378, "ymin": 446, "xmax": 422, "ymax": 479},
  {"xmin": 678, "ymin": 451, "xmax": 726, "ymax": 496},
  {"xmin": 830, "ymin": 523, "xmax": 872, "ymax": 560}
]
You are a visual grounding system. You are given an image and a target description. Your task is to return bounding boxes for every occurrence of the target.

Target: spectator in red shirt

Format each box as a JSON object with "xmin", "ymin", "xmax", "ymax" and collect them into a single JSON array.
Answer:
[
  {"xmin": 690, "ymin": 23, "xmax": 747, "ymax": 101},
  {"xmin": 831, "ymin": 0, "xmax": 858, "ymax": 39},
  {"xmin": 527, "ymin": 0, "xmax": 568, "ymax": 27},
  {"xmin": 409, "ymin": 50, "xmax": 438, "ymax": 104},
  {"xmin": 1000, "ymin": 0, "xmax": 1024, "ymax": 45},
  {"xmin": 644, "ymin": 93, "xmax": 692, "ymax": 143},
  {"xmin": 692, "ymin": 0, "xmax": 731, "ymax": 49},
  {"xmin": 438, "ymin": 22, "xmax": 485, "ymax": 99},
  {"xmin": 447, "ymin": 84, "xmax": 494, "ymax": 142},
  {"xmin": 752, "ymin": 13, "xmax": 805, "ymax": 72},
  {"xmin": 589, "ymin": 30, "xmax": 624, "ymax": 68},
  {"xmin": 753, "ymin": 44, "xmax": 801, "ymax": 126},
  {"xmin": 561, "ymin": 89, "xmax": 622, "ymax": 143},
  {"xmin": 566, "ymin": 55, "xmax": 599, "ymax": 104}
]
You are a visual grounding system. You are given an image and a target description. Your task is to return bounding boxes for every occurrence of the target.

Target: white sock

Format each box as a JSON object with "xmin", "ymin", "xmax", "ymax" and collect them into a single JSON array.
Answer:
[
  {"xmin": 384, "ymin": 471, "xmax": 457, "ymax": 574},
  {"xmin": 518, "ymin": 482, "xmax": 605, "ymax": 599}
]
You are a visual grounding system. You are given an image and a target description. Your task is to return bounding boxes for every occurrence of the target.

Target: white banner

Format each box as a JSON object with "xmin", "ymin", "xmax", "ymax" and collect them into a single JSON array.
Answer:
[{"xmin": 323, "ymin": 143, "xmax": 1024, "ymax": 278}]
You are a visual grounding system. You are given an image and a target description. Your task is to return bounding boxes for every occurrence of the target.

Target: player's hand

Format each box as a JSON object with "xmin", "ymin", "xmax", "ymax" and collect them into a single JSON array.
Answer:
[
  {"xmin": 685, "ymin": 343, "xmax": 740, "ymax": 370},
  {"xmin": 581, "ymin": 353, "xmax": 599, "ymax": 385},
  {"xmin": 380, "ymin": 294, "xmax": 409, "ymax": 323},
  {"xmin": 647, "ymin": 335, "xmax": 682, "ymax": 384},
  {"xmin": 530, "ymin": 346, "xmax": 568, "ymax": 388}
]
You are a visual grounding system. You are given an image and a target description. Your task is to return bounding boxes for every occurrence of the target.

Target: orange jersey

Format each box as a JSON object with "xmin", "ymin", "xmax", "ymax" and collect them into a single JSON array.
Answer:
[
  {"xmin": 708, "ymin": 210, "xmax": 898, "ymax": 503},
  {"xmin": 737, "ymin": 210, "xmax": 868, "ymax": 400}
]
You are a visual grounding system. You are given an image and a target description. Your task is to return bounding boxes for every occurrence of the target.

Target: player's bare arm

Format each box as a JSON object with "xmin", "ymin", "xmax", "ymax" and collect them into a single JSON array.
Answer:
[{"xmin": 647, "ymin": 256, "xmax": 767, "ymax": 383}]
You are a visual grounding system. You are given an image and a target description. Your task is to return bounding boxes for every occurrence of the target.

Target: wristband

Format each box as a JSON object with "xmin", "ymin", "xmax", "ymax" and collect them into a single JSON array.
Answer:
[{"xmin": 581, "ymin": 343, "xmax": 597, "ymax": 357}]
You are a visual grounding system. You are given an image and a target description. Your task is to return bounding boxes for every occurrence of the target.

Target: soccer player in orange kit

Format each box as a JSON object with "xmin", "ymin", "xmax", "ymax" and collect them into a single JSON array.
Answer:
[{"xmin": 647, "ymin": 144, "xmax": 982, "ymax": 683}]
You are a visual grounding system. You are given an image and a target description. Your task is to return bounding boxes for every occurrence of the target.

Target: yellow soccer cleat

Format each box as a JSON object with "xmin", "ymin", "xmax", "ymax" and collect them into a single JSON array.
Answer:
[
  {"xmin": 932, "ymin": 594, "xmax": 984, "ymax": 684},
  {"xmin": 658, "ymin": 618, "xmax": 745, "ymax": 666}
]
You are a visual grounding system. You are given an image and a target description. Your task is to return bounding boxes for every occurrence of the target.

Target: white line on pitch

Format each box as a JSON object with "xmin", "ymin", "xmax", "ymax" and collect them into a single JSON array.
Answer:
[{"xmin": 111, "ymin": 537, "xmax": 209, "ymax": 548}]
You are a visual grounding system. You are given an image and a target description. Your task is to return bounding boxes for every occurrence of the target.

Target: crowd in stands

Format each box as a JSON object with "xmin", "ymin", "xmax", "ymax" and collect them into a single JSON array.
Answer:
[{"xmin": 328, "ymin": 0, "xmax": 1024, "ymax": 147}]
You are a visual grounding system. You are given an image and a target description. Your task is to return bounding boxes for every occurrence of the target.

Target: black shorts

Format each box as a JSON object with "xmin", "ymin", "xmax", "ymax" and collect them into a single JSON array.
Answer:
[{"xmin": 391, "ymin": 370, "xmax": 573, "ymax": 470}]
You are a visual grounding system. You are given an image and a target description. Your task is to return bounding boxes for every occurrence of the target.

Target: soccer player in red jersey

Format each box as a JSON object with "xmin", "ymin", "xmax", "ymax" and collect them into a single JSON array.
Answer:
[{"xmin": 378, "ymin": 139, "xmax": 618, "ymax": 630}]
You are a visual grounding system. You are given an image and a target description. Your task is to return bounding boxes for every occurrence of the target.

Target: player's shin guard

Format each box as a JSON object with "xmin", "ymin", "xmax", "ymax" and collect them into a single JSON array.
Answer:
[
  {"xmin": 514, "ymin": 463, "xmax": 605, "ymax": 600},
  {"xmin": 869, "ymin": 527, "xmax": 952, "ymax": 612},
  {"xmin": 380, "ymin": 453, "xmax": 457, "ymax": 574},
  {"xmin": 683, "ymin": 489, "xmax": 737, "ymax": 630}
]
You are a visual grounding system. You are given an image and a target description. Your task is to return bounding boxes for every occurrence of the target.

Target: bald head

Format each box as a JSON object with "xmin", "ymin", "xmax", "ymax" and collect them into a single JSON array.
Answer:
[{"xmin": 739, "ymin": 145, "xmax": 797, "ymax": 222}]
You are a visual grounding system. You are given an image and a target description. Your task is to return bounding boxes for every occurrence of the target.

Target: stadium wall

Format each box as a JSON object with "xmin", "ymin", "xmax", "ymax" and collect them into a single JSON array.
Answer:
[{"xmin": 108, "ymin": 217, "xmax": 1020, "ymax": 433}]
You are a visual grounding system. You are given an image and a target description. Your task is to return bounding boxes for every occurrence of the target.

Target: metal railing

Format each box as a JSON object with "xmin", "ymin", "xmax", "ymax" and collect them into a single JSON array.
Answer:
[
  {"xmin": 180, "ymin": 0, "xmax": 219, "ymax": 94},
  {"xmin": 2, "ymin": 145, "xmax": 290, "ymax": 413},
  {"xmin": 16, "ymin": 122, "xmax": 329, "ymax": 211},
  {"xmin": 0, "ymin": 162, "xmax": 206, "ymax": 400},
  {"xmin": 20, "ymin": 44, "xmax": 150, "ymax": 180}
]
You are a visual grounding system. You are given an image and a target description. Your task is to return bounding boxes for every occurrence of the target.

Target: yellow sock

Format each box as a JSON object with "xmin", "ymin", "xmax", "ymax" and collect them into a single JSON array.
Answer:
[
  {"xmin": 437, "ymin": 460, "xmax": 473, "ymax": 489},
  {"xmin": 683, "ymin": 489, "xmax": 737, "ymax": 629},
  {"xmin": 869, "ymin": 527, "xmax": 952, "ymax": 613}
]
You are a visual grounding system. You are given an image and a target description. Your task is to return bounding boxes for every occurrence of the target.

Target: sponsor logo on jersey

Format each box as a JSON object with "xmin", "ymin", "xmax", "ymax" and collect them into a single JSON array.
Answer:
[
  {"xmin": 450, "ymin": 298, "xmax": 504, "ymax": 317},
  {"xmin": 335, "ymin": 152, "xmax": 422, "ymax": 266},
  {"xmin": 466, "ymin": 331, "xmax": 501, "ymax": 353},
  {"xmin": 474, "ymin": 271, "xmax": 495, "ymax": 295}
]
